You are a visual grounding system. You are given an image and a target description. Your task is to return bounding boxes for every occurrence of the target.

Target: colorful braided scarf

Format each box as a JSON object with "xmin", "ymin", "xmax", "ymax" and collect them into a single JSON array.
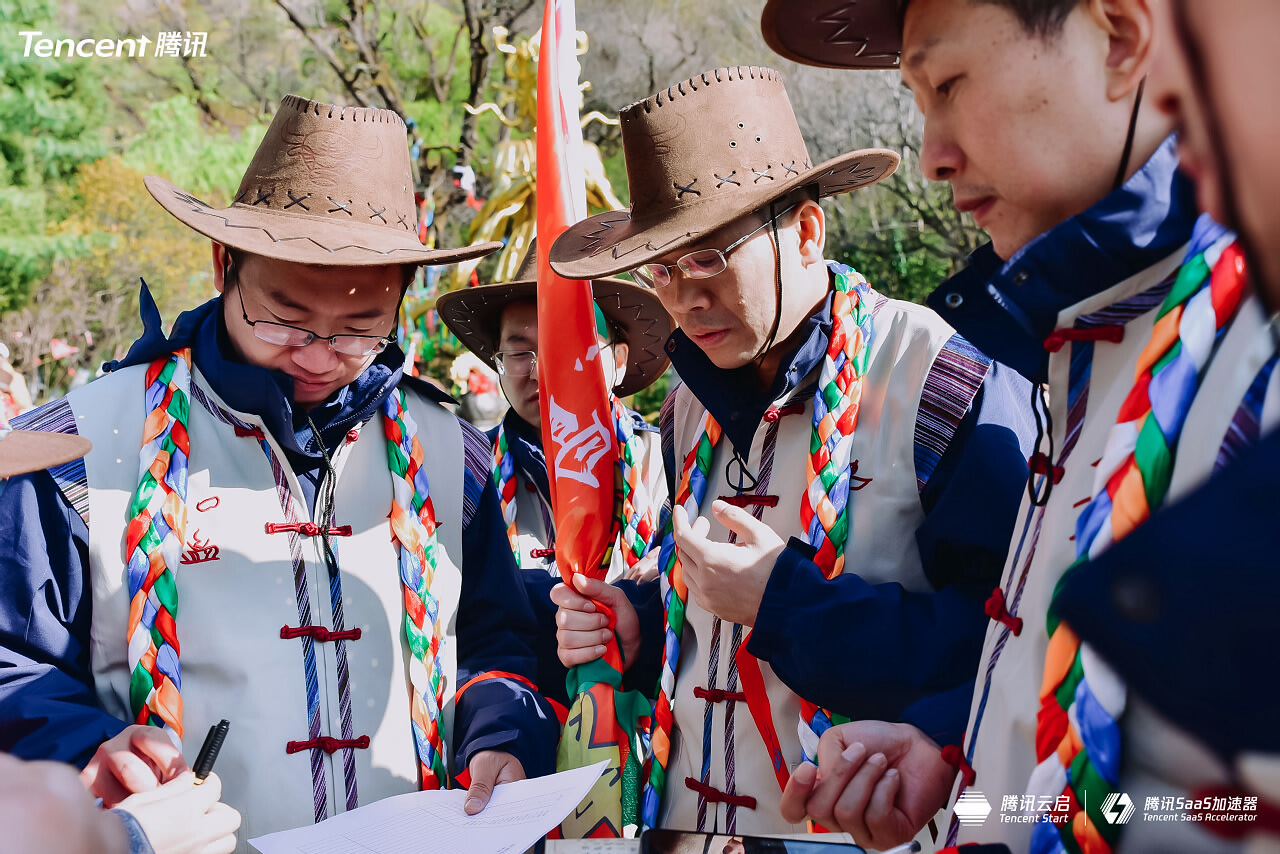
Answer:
[
  {"xmin": 383, "ymin": 387, "xmax": 450, "ymax": 789},
  {"xmin": 128, "ymin": 358, "xmax": 450, "ymax": 789},
  {"xmin": 640, "ymin": 265, "xmax": 874, "ymax": 827},
  {"xmin": 125, "ymin": 349, "xmax": 193, "ymax": 742},
  {"xmin": 1028, "ymin": 217, "xmax": 1244, "ymax": 854},
  {"xmin": 493, "ymin": 399, "xmax": 659, "ymax": 569},
  {"xmin": 614, "ymin": 399, "xmax": 661, "ymax": 570},
  {"xmin": 494, "ymin": 422, "xmax": 519, "ymax": 555}
]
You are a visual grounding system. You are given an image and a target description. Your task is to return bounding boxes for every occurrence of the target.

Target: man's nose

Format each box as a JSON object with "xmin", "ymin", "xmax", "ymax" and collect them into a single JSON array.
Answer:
[{"xmin": 291, "ymin": 338, "xmax": 341, "ymax": 373}]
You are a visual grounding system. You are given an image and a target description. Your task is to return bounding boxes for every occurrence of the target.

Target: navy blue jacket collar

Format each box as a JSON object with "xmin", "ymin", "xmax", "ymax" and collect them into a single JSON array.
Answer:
[
  {"xmin": 926, "ymin": 135, "xmax": 1198, "ymax": 383},
  {"xmin": 666, "ymin": 269, "xmax": 838, "ymax": 459},
  {"xmin": 106, "ymin": 283, "xmax": 453, "ymax": 463}
]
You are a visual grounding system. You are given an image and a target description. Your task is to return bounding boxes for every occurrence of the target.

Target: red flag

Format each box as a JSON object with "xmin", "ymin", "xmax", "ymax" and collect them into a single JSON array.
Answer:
[
  {"xmin": 537, "ymin": 0, "xmax": 646, "ymax": 838},
  {"xmin": 536, "ymin": 0, "xmax": 616, "ymax": 584}
]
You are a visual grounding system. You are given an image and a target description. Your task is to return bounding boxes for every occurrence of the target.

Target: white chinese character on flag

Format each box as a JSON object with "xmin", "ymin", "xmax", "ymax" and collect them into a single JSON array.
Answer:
[{"xmin": 548, "ymin": 397, "xmax": 613, "ymax": 488}]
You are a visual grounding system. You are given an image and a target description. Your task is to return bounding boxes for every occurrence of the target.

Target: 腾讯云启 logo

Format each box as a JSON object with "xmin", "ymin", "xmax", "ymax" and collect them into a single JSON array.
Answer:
[{"xmin": 954, "ymin": 791, "xmax": 993, "ymax": 826}]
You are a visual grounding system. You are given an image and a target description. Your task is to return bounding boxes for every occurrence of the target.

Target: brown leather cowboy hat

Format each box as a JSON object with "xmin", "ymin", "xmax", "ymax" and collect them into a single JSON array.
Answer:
[
  {"xmin": 146, "ymin": 94, "xmax": 501, "ymax": 267},
  {"xmin": 435, "ymin": 240, "xmax": 672, "ymax": 398},
  {"xmin": 0, "ymin": 427, "xmax": 91, "ymax": 478},
  {"xmin": 548, "ymin": 66, "xmax": 899, "ymax": 280},
  {"xmin": 760, "ymin": 0, "xmax": 904, "ymax": 69}
]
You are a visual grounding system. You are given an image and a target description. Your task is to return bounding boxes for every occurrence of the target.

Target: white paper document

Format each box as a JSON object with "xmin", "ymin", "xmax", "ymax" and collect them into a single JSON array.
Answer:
[{"xmin": 249, "ymin": 760, "xmax": 609, "ymax": 854}]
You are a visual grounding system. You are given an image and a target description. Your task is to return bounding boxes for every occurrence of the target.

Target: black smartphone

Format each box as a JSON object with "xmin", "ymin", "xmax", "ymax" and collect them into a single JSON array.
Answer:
[{"xmin": 638, "ymin": 829, "xmax": 868, "ymax": 854}]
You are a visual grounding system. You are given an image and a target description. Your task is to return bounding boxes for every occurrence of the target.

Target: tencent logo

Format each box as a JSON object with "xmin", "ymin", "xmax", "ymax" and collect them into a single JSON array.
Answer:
[
  {"xmin": 954, "ymin": 791, "xmax": 993, "ymax": 826},
  {"xmin": 1102, "ymin": 792, "xmax": 1135, "ymax": 825}
]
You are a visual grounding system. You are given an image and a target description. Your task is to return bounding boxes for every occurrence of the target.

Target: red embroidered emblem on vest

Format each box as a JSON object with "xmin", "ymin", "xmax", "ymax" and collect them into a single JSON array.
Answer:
[
  {"xmin": 850, "ymin": 459, "xmax": 873, "ymax": 491},
  {"xmin": 179, "ymin": 529, "xmax": 220, "ymax": 564}
]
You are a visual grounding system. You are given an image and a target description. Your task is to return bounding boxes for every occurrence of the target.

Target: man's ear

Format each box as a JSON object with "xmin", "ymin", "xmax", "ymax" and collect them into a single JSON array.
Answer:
[
  {"xmin": 212, "ymin": 242, "xmax": 228, "ymax": 294},
  {"xmin": 1089, "ymin": 0, "xmax": 1156, "ymax": 102},
  {"xmin": 794, "ymin": 198, "xmax": 826, "ymax": 266},
  {"xmin": 610, "ymin": 341, "xmax": 629, "ymax": 390}
]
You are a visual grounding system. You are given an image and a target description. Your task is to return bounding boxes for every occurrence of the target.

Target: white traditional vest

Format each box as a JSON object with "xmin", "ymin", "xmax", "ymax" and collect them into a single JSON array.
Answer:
[
  {"xmin": 69, "ymin": 365, "xmax": 465, "ymax": 851},
  {"xmin": 510, "ymin": 427, "xmax": 667, "ymax": 583},
  {"xmin": 661, "ymin": 297, "xmax": 956, "ymax": 835},
  {"xmin": 951, "ymin": 243, "xmax": 1277, "ymax": 854}
]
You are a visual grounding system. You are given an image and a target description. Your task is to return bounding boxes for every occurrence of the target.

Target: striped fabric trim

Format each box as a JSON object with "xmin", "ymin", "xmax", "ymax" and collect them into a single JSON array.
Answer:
[
  {"xmin": 694, "ymin": 412, "xmax": 784, "ymax": 832},
  {"xmin": 1073, "ymin": 277, "xmax": 1174, "ymax": 329},
  {"xmin": 189, "ymin": 383, "xmax": 334, "ymax": 822},
  {"xmin": 324, "ymin": 540, "xmax": 361, "ymax": 811},
  {"xmin": 659, "ymin": 385, "xmax": 679, "ymax": 499},
  {"xmin": 913, "ymin": 334, "xmax": 992, "ymax": 492},
  {"xmin": 867, "ymin": 288, "xmax": 889, "ymax": 320},
  {"xmin": 10, "ymin": 399, "xmax": 89, "ymax": 524},
  {"xmin": 1216, "ymin": 354, "xmax": 1279, "ymax": 473},
  {"xmin": 461, "ymin": 420, "xmax": 492, "ymax": 529},
  {"xmin": 1062, "ymin": 274, "xmax": 1179, "ymax": 460}
]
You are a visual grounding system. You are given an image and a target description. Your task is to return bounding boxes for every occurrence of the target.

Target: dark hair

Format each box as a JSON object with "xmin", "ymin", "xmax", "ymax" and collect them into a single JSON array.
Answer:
[
  {"xmin": 900, "ymin": 0, "xmax": 1082, "ymax": 37},
  {"xmin": 223, "ymin": 246, "xmax": 418, "ymax": 293}
]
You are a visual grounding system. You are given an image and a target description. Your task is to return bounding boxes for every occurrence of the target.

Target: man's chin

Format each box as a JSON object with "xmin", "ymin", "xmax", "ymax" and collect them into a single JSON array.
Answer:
[
  {"xmin": 292, "ymin": 382, "xmax": 340, "ymax": 407},
  {"xmin": 705, "ymin": 348, "xmax": 753, "ymax": 371}
]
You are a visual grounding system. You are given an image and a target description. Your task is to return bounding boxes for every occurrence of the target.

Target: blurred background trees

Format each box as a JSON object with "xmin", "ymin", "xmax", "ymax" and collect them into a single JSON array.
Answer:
[{"xmin": 0, "ymin": 0, "xmax": 985, "ymax": 412}]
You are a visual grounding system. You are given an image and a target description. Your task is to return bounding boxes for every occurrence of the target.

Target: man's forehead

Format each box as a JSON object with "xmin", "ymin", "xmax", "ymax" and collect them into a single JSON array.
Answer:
[
  {"xmin": 653, "ymin": 210, "xmax": 769, "ymax": 263},
  {"xmin": 902, "ymin": 33, "xmax": 944, "ymax": 74},
  {"xmin": 498, "ymin": 300, "xmax": 537, "ymax": 336}
]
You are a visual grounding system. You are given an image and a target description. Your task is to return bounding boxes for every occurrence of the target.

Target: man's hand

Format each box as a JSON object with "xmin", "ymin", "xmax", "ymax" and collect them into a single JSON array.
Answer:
[
  {"xmin": 81, "ymin": 724, "xmax": 189, "ymax": 807},
  {"xmin": 117, "ymin": 771, "xmax": 242, "ymax": 854},
  {"xmin": 779, "ymin": 721, "xmax": 955, "ymax": 850},
  {"xmin": 0, "ymin": 753, "xmax": 131, "ymax": 854},
  {"xmin": 551, "ymin": 573, "xmax": 641, "ymax": 670},
  {"xmin": 675, "ymin": 500, "xmax": 785, "ymax": 627},
  {"xmin": 624, "ymin": 548, "xmax": 662, "ymax": 584},
  {"xmin": 464, "ymin": 751, "xmax": 526, "ymax": 815}
]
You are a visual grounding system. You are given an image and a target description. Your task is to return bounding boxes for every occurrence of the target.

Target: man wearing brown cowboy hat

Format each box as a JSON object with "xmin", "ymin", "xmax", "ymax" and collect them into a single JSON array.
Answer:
[
  {"xmin": 547, "ymin": 65, "xmax": 1035, "ymax": 836},
  {"xmin": 436, "ymin": 238, "xmax": 672, "ymax": 584},
  {"xmin": 763, "ymin": 3, "xmax": 1277, "ymax": 854},
  {"xmin": 0, "ymin": 95, "xmax": 560, "ymax": 848}
]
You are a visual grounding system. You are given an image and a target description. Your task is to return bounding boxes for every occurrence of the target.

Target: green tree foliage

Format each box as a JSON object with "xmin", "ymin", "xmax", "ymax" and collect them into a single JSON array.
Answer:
[
  {"xmin": 123, "ymin": 97, "xmax": 267, "ymax": 197},
  {"xmin": 0, "ymin": 0, "xmax": 107, "ymax": 313}
]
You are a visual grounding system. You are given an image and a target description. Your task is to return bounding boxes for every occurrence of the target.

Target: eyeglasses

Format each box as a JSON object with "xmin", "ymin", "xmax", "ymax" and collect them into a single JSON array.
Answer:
[
  {"xmin": 235, "ymin": 286, "xmax": 395, "ymax": 357},
  {"xmin": 632, "ymin": 202, "xmax": 801, "ymax": 289},
  {"xmin": 494, "ymin": 350, "xmax": 537, "ymax": 378}
]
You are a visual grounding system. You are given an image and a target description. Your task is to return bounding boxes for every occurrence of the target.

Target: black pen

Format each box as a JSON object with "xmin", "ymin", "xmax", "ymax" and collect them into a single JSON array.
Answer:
[{"xmin": 192, "ymin": 719, "xmax": 230, "ymax": 786}]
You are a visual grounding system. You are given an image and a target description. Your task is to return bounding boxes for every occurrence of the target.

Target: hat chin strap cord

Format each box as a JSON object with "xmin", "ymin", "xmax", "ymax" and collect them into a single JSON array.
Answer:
[
  {"xmin": 1113, "ymin": 75, "xmax": 1147, "ymax": 191},
  {"xmin": 751, "ymin": 200, "xmax": 786, "ymax": 368}
]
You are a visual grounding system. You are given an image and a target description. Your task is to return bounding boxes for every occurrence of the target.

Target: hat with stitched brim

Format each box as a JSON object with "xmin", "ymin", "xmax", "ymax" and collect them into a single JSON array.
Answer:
[
  {"xmin": 435, "ymin": 239, "xmax": 672, "ymax": 398},
  {"xmin": 548, "ymin": 65, "xmax": 899, "ymax": 280},
  {"xmin": 760, "ymin": 0, "xmax": 904, "ymax": 69},
  {"xmin": 0, "ymin": 427, "xmax": 92, "ymax": 478},
  {"xmin": 146, "ymin": 94, "xmax": 501, "ymax": 267}
]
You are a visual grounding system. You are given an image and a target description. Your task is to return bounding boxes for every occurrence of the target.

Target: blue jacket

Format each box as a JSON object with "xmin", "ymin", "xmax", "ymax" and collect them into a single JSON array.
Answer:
[{"xmin": 0, "ymin": 286, "xmax": 560, "ymax": 779}]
